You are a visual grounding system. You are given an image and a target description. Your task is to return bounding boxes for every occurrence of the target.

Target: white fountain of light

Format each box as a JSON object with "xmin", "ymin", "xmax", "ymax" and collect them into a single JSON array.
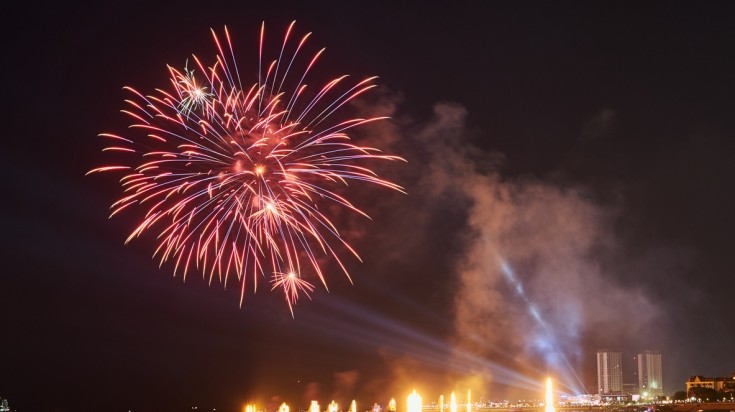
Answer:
[
  {"xmin": 408, "ymin": 390, "xmax": 422, "ymax": 412},
  {"xmin": 545, "ymin": 377, "xmax": 555, "ymax": 412}
]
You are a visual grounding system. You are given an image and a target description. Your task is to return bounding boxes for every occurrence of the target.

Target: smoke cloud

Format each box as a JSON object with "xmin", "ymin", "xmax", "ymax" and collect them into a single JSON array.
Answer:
[{"xmin": 351, "ymin": 94, "xmax": 670, "ymax": 398}]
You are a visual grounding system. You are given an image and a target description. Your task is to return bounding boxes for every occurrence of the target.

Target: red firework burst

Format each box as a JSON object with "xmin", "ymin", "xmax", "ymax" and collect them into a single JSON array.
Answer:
[{"xmin": 88, "ymin": 22, "xmax": 404, "ymax": 314}]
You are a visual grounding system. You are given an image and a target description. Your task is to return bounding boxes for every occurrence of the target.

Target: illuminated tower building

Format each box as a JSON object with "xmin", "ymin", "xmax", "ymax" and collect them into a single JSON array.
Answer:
[
  {"xmin": 596, "ymin": 349, "xmax": 623, "ymax": 394},
  {"xmin": 637, "ymin": 351, "xmax": 663, "ymax": 398}
]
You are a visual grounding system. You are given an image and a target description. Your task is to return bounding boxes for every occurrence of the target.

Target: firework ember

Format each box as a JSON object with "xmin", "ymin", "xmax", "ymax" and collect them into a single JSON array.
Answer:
[{"xmin": 88, "ymin": 22, "xmax": 404, "ymax": 314}]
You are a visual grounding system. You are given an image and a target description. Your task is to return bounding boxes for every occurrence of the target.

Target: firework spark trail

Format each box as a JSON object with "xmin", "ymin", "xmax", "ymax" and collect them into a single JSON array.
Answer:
[{"xmin": 88, "ymin": 22, "xmax": 404, "ymax": 315}]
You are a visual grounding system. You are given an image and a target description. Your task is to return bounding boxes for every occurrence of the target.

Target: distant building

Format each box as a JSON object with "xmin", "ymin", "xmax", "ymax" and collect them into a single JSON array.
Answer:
[
  {"xmin": 597, "ymin": 349, "xmax": 623, "ymax": 394},
  {"xmin": 686, "ymin": 374, "xmax": 735, "ymax": 395},
  {"xmin": 637, "ymin": 351, "xmax": 663, "ymax": 397},
  {"xmin": 623, "ymin": 383, "xmax": 639, "ymax": 395}
]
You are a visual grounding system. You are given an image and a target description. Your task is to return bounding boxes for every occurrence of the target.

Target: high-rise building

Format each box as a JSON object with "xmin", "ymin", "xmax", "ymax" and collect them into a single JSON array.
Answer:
[
  {"xmin": 622, "ymin": 382, "xmax": 639, "ymax": 395},
  {"xmin": 597, "ymin": 350, "xmax": 623, "ymax": 394},
  {"xmin": 637, "ymin": 351, "xmax": 663, "ymax": 398}
]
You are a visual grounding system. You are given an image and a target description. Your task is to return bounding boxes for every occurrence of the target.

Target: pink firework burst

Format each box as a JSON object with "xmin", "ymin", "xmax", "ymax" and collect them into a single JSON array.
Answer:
[{"xmin": 88, "ymin": 22, "xmax": 404, "ymax": 313}]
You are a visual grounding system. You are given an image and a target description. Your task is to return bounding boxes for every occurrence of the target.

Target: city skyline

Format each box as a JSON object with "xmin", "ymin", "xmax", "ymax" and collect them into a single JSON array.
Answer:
[{"xmin": 593, "ymin": 349, "xmax": 667, "ymax": 398}]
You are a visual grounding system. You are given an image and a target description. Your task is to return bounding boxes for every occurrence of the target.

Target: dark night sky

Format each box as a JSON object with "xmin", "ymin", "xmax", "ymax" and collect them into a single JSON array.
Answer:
[{"xmin": 2, "ymin": 2, "xmax": 734, "ymax": 412}]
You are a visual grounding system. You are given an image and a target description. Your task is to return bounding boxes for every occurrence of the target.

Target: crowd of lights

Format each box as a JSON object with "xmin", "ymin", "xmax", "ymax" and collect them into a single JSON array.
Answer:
[
  {"xmin": 240, "ymin": 378, "xmax": 563, "ymax": 412},
  {"xmin": 232, "ymin": 376, "xmax": 716, "ymax": 412}
]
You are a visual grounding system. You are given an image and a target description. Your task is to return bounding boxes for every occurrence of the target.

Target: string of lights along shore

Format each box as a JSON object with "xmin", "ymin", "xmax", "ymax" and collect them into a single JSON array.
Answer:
[
  {"xmin": 241, "ymin": 379, "xmax": 555, "ymax": 412},
  {"xmin": 231, "ymin": 352, "xmax": 674, "ymax": 412}
]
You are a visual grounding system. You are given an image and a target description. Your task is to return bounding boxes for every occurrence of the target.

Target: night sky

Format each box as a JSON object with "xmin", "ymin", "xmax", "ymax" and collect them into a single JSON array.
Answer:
[{"xmin": 2, "ymin": 2, "xmax": 734, "ymax": 412}]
